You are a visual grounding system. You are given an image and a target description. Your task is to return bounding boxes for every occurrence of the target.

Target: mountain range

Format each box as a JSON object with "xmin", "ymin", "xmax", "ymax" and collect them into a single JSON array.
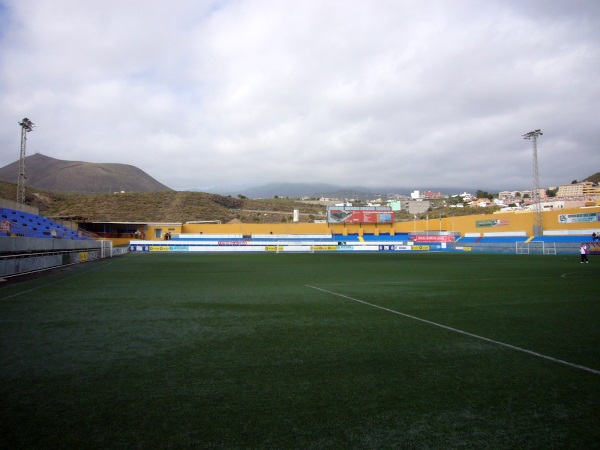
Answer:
[
  {"xmin": 0, "ymin": 153, "xmax": 598, "ymax": 199},
  {"xmin": 213, "ymin": 182, "xmax": 413, "ymax": 200}
]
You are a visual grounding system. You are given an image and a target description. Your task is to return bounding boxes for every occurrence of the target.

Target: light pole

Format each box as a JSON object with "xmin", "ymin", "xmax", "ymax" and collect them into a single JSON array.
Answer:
[
  {"xmin": 522, "ymin": 129, "xmax": 543, "ymax": 235},
  {"xmin": 17, "ymin": 118, "xmax": 34, "ymax": 205}
]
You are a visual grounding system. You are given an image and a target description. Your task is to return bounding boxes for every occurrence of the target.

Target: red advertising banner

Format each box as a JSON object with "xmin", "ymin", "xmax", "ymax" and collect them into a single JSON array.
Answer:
[
  {"xmin": 412, "ymin": 235, "xmax": 454, "ymax": 243},
  {"xmin": 328, "ymin": 210, "xmax": 394, "ymax": 224}
]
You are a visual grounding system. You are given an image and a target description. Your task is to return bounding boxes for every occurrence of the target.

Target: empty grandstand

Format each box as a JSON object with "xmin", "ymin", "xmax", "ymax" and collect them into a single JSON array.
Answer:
[
  {"xmin": 0, "ymin": 205, "xmax": 114, "ymax": 277},
  {"xmin": 1, "ymin": 207, "xmax": 92, "ymax": 240}
]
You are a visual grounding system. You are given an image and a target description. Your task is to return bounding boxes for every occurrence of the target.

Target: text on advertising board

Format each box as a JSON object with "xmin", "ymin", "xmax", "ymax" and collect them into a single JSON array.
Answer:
[{"xmin": 412, "ymin": 235, "xmax": 454, "ymax": 243}]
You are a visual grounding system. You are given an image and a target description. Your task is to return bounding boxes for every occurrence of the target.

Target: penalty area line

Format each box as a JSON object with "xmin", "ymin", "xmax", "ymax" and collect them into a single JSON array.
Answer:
[{"xmin": 306, "ymin": 284, "xmax": 600, "ymax": 376}]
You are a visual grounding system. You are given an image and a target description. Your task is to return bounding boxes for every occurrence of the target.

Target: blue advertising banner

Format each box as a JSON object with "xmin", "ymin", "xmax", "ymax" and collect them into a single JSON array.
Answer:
[{"xmin": 558, "ymin": 212, "xmax": 599, "ymax": 224}]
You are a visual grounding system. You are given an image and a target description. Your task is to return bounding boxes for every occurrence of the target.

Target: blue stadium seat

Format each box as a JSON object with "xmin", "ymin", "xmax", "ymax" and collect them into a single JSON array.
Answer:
[
  {"xmin": 533, "ymin": 235, "xmax": 591, "ymax": 243},
  {"xmin": 455, "ymin": 237, "xmax": 480, "ymax": 243},
  {"xmin": 0, "ymin": 207, "xmax": 91, "ymax": 240},
  {"xmin": 478, "ymin": 236, "xmax": 529, "ymax": 243}
]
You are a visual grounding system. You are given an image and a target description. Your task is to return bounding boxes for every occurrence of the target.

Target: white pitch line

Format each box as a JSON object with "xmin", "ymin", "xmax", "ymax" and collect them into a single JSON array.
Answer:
[
  {"xmin": 306, "ymin": 284, "xmax": 600, "ymax": 376},
  {"xmin": 0, "ymin": 257, "xmax": 126, "ymax": 301},
  {"xmin": 561, "ymin": 271, "xmax": 595, "ymax": 278}
]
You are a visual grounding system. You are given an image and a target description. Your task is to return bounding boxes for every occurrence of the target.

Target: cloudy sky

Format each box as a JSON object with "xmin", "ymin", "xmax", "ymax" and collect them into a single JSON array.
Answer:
[{"xmin": 0, "ymin": 0, "xmax": 598, "ymax": 193}]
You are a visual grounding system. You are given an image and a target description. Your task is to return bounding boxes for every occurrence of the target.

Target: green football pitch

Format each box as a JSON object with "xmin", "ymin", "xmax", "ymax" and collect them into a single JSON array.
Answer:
[{"xmin": 1, "ymin": 252, "xmax": 599, "ymax": 449}]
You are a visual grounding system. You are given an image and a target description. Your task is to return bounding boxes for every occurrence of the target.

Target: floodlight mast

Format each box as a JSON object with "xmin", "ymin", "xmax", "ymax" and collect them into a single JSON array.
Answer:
[
  {"xmin": 522, "ymin": 129, "xmax": 543, "ymax": 235},
  {"xmin": 17, "ymin": 118, "xmax": 34, "ymax": 205}
]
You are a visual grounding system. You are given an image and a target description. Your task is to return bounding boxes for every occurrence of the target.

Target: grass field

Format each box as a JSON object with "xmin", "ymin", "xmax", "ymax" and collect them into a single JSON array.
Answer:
[{"xmin": 1, "ymin": 252, "xmax": 599, "ymax": 449}]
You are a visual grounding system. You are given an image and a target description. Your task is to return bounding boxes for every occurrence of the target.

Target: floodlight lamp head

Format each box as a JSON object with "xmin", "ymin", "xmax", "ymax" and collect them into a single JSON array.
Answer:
[
  {"xmin": 522, "ymin": 129, "xmax": 542, "ymax": 140},
  {"xmin": 19, "ymin": 117, "xmax": 35, "ymax": 132}
]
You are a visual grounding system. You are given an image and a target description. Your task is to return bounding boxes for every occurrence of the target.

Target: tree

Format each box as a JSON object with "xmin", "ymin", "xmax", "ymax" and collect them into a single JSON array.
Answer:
[{"xmin": 475, "ymin": 190, "xmax": 493, "ymax": 200}]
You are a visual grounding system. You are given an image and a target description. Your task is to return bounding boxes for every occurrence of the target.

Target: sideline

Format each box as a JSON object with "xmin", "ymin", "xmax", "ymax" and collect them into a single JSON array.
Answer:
[
  {"xmin": 306, "ymin": 284, "xmax": 600, "ymax": 376},
  {"xmin": 0, "ymin": 255, "xmax": 132, "ymax": 301}
]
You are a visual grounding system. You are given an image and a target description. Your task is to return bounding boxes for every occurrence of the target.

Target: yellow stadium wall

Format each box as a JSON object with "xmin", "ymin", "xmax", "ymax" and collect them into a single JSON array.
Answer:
[
  {"xmin": 180, "ymin": 222, "xmax": 330, "ymax": 235},
  {"xmin": 135, "ymin": 224, "xmax": 182, "ymax": 240},
  {"xmin": 110, "ymin": 237, "xmax": 134, "ymax": 247},
  {"xmin": 110, "ymin": 206, "xmax": 599, "ymax": 245},
  {"xmin": 392, "ymin": 211, "xmax": 537, "ymax": 235},
  {"xmin": 535, "ymin": 207, "xmax": 600, "ymax": 234},
  {"xmin": 337, "ymin": 207, "xmax": 599, "ymax": 237},
  {"xmin": 180, "ymin": 206, "xmax": 598, "ymax": 237},
  {"xmin": 158, "ymin": 224, "xmax": 182, "ymax": 237}
]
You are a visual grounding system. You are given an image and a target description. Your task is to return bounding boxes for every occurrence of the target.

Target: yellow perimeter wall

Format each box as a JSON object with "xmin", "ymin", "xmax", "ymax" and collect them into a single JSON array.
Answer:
[{"xmin": 135, "ymin": 206, "xmax": 599, "ymax": 238}]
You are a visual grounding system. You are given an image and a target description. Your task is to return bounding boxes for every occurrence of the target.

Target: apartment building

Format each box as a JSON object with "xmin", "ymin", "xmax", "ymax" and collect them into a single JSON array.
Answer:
[{"xmin": 556, "ymin": 182, "xmax": 594, "ymax": 197}]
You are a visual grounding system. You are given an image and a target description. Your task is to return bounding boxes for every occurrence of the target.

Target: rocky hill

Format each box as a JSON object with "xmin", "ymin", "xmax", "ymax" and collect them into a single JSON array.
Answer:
[
  {"xmin": 0, "ymin": 179, "xmax": 507, "ymax": 224},
  {"xmin": 0, "ymin": 180, "xmax": 326, "ymax": 223},
  {"xmin": 0, "ymin": 153, "xmax": 172, "ymax": 193}
]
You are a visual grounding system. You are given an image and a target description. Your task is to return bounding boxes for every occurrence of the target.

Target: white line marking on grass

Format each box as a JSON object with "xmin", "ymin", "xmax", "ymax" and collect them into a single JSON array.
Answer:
[
  {"xmin": 561, "ymin": 271, "xmax": 596, "ymax": 278},
  {"xmin": 0, "ymin": 258, "xmax": 127, "ymax": 301},
  {"xmin": 306, "ymin": 284, "xmax": 600, "ymax": 376},
  {"xmin": 314, "ymin": 276, "xmax": 560, "ymax": 286}
]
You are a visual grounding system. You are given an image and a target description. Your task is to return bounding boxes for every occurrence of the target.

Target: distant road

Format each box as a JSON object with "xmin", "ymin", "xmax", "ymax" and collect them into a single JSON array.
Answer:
[{"xmin": 240, "ymin": 209, "xmax": 325, "ymax": 216}]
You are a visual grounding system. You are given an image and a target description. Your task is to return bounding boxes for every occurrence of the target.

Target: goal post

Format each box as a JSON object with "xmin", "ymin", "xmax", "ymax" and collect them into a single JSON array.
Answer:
[
  {"xmin": 516, "ymin": 242, "xmax": 529, "ymax": 254},
  {"xmin": 516, "ymin": 241, "xmax": 555, "ymax": 255},
  {"xmin": 100, "ymin": 240, "xmax": 113, "ymax": 258}
]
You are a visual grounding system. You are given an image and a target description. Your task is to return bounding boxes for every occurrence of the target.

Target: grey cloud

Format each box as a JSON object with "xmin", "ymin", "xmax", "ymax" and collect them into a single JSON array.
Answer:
[{"xmin": 0, "ymin": 0, "xmax": 598, "ymax": 193}]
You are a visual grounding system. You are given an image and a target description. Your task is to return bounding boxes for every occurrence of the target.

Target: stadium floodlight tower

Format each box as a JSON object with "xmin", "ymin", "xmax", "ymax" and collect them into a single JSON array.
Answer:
[
  {"xmin": 522, "ymin": 129, "xmax": 543, "ymax": 235},
  {"xmin": 17, "ymin": 117, "xmax": 35, "ymax": 205}
]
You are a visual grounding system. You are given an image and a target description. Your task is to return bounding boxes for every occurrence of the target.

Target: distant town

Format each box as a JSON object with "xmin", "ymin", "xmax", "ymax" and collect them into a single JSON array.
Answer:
[{"xmin": 303, "ymin": 180, "xmax": 600, "ymax": 215}]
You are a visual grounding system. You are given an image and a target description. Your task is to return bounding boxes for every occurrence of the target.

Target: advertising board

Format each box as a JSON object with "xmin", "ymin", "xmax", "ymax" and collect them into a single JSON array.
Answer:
[
  {"xmin": 327, "ymin": 209, "xmax": 393, "ymax": 224},
  {"xmin": 476, "ymin": 219, "xmax": 509, "ymax": 228},
  {"xmin": 558, "ymin": 212, "xmax": 599, "ymax": 224},
  {"xmin": 412, "ymin": 235, "xmax": 454, "ymax": 243}
]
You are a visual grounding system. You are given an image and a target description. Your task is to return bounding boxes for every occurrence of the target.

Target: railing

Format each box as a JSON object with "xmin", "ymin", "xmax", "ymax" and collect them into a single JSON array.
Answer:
[
  {"xmin": 450, "ymin": 240, "xmax": 580, "ymax": 255},
  {"xmin": 91, "ymin": 231, "xmax": 150, "ymax": 239}
]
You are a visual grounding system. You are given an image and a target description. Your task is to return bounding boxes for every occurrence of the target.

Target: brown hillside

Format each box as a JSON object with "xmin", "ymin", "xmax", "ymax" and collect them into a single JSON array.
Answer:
[
  {"xmin": 0, "ymin": 180, "xmax": 326, "ymax": 223},
  {"xmin": 0, "ymin": 153, "xmax": 172, "ymax": 193},
  {"xmin": 583, "ymin": 173, "xmax": 600, "ymax": 184},
  {"xmin": 0, "ymin": 180, "xmax": 496, "ymax": 224}
]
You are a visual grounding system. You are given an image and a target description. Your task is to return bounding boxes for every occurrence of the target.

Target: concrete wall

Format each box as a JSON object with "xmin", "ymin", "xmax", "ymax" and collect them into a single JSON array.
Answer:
[
  {"xmin": 0, "ymin": 237, "xmax": 102, "ymax": 253},
  {"xmin": 0, "ymin": 237, "xmax": 103, "ymax": 277},
  {"xmin": 0, "ymin": 198, "xmax": 39, "ymax": 215}
]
